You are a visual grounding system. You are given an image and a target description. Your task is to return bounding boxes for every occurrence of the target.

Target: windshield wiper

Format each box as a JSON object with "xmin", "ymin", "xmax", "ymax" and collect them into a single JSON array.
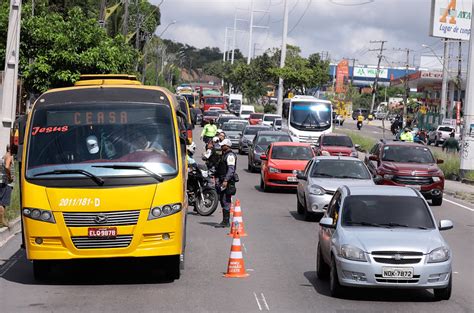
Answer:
[
  {"xmin": 345, "ymin": 221, "xmax": 386, "ymax": 228},
  {"xmin": 34, "ymin": 169, "xmax": 105, "ymax": 186},
  {"xmin": 313, "ymin": 173, "xmax": 335, "ymax": 178},
  {"xmin": 338, "ymin": 175, "xmax": 366, "ymax": 180},
  {"xmin": 92, "ymin": 164, "xmax": 164, "ymax": 182},
  {"xmin": 380, "ymin": 222, "xmax": 428, "ymax": 230}
]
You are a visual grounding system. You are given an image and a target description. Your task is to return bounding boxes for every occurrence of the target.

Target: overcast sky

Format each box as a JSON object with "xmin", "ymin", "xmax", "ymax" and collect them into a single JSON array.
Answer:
[{"xmin": 151, "ymin": 0, "xmax": 467, "ymax": 69}]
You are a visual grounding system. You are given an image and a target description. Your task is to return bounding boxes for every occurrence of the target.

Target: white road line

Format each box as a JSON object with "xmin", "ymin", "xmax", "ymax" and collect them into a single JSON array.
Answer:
[
  {"xmin": 444, "ymin": 198, "xmax": 474, "ymax": 212},
  {"xmin": 254, "ymin": 292, "xmax": 262, "ymax": 311},
  {"xmin": 242, "ymin": 243, "xmax": 247, "ymax": 253},
  {"xmin": 261, "ymin": 293, "xmax": 270, "ymax": 311}
]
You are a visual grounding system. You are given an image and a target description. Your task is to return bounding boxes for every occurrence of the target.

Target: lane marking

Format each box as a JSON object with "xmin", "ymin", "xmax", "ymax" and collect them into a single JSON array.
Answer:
[
  {"xmin": 242, "ymin": 243, "xmax": 247, "ymax": 253},
  {"xmin": 254, "ymin": 292, "xmax": 262, "ymax": 311},
  {"xmin": 261, "ymin": 293, "xmax": 270, "ymax": 311},
  {"xmin": 444, "ymin": 198, "xmax": 474, "ymax": 212},
  {"xmin": 454, "ymin": 271, "xmax": 459, "ymax": 274}
]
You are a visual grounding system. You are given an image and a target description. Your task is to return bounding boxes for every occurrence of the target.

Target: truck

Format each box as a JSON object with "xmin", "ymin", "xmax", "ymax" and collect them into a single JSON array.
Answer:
[{"xmin": 228, "ymin": 94, "xmax": 243, "ymax": 114}]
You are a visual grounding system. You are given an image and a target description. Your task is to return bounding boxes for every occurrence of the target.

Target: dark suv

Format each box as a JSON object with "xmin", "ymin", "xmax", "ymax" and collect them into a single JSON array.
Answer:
[
  {"xmin": 364, "ymin": 140, "xmax": 445, "ymax": 205},
  {"xmin": 248, "ymin": 131, "xmax": 291, "ymax": 172},
  {"xmin": 352, "ymin": 108, "xmax": 369, "ymax": 120}
]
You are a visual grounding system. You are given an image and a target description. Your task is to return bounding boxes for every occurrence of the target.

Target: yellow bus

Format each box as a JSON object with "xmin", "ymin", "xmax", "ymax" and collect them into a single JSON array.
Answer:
[{"xmin": 17, "ymin": 75, "xmax": 187, "ymax": 281}]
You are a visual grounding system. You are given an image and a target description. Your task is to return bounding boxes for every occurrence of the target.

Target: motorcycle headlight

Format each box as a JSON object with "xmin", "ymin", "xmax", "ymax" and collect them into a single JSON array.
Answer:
[
  {"xmin": 428, "ymin": 246, "xmax": 450, "ymax": 263},
  {"xmin": 340, "ymin": 244, "xmax": 367, "ymax": 262},
  {"xmin": 23, "ymin": 208, "xmax": 56, "ymax": 224},
  {"xmin": 309, "ymin": 185, "xmax": 325, "ymax": 195},
  {"xmin": 148, "ymin": 203, "xmax": 182, "ymax": 220},
  {"xmin": 269, "ymin": 167, "xmax": 281, "ymax": 173}
]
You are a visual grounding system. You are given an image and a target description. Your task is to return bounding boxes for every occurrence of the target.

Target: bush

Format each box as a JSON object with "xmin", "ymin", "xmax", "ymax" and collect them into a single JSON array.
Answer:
[
  {"xmin": 336, "ymin": 129, "xmax": 376, "ymax": 152},
  {"xmin": 6, "ymin": 163, "xmax": 20, "ymax": 221},
  {"xmin": 433, "ymin": 151, "xmax": 461, "ymax": 180},
  {"xmin": 264, "ymin": 104, "xmax": 276, "ymax": 113}
]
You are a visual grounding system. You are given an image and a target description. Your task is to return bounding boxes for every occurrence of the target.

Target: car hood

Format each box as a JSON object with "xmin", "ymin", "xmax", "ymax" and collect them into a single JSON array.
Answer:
[
  {"xmin": 269, "ymin": 159, "xmax": 309, "ymax": 171},
  {"xmin": 382, "ymin": 162, "xmax": 441, "ymax": 175},
  {"xmin": 308, "ymin": 177, "xmax": 374, "ymax": 191},
  {"xmin": 340, "ymin": 228, "xmax": 445, "ymax": 254}
]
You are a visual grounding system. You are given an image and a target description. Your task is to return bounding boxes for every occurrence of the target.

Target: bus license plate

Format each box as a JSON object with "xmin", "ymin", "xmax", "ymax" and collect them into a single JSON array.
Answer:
[
  {"xmin": 287, "ymin": 176, "xmax": 298, "ymax": 182},
  {"xmin": 382, "ymin": 267, "xmax": 413, "ymax": 278},
  {"xmin": 88, "ymin": 227, "xmax": 117, "ymax": 238}
]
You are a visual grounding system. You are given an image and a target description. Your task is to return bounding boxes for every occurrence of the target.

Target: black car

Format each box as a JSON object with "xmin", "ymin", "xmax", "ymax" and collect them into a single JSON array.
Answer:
[
  {"xmin": 248, "ymin": 130, "xmax": 292, "ymax": 172},
  {"xmin": 216, "ymin": 114, "xmax": 238, "ymax": 128},
  {"xmin": 238, "ymin": 125, "xmax": 271, "ymax": 154}
]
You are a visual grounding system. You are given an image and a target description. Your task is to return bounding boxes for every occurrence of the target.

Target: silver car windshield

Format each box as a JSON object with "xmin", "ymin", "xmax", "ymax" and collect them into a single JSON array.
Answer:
[
  {"xmin": 311, "ymin": 159, "xmax": 370, "ymax": 179},
  {"xmin": 341, "ymin": 196, "xmax": 435, "ymax": 229}
]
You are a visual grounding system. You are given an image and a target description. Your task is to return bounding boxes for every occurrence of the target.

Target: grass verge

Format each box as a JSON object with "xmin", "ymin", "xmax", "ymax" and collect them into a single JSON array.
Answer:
[
  {"xmin": 5, "ymin": 162, "xmax": 20, "ymax": 222},
  {"xmin": 432, "ymin": 151, "xmax": 461, "ymax": 180},
  {"xmin": 335, "ymin": 128, "xmax": 376, "ymax": 152}
]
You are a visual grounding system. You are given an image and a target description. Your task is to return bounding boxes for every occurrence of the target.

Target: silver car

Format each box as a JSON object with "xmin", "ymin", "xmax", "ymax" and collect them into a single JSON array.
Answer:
[
  {"xmin": 296, "ymin": 156, "xmax": 376, "ymax": 221},
  {"xmin": 221, "ymin": 122, "xmax": 246, "ymax": 148},
  {"xmin": 317, "ymin": 185, "xmax": 453, "ymax": 300}
]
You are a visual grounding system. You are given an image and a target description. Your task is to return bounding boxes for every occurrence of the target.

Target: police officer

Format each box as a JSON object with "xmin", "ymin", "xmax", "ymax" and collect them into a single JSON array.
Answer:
[{"xmin": 215, "ymin": 138, "xmax": 237, "ymax": 228}]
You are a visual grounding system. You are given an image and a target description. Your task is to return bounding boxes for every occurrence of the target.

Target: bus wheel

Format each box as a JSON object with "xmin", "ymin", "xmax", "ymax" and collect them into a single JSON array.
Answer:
[{"xmin": 33, "ymin": 260, "xmax": 52, "ymax": 281}]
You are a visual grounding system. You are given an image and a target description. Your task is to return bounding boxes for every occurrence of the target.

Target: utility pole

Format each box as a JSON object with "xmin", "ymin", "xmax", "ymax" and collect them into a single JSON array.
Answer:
[
  {"xmin": 457, "ymin": 41, "xmax": 462, "ymax": 102},
  {"xmin": 99, "ymin": 0, "xmax": 107, "ymax": 27},
  {"xmin": 440, "ymin": 38, "xmax": 449, "ymax": 120},
  {"xmin": 123, "ymin": 0, "xmax": 129, "ymax": 36},
  {"xmin": 369, "ymin": 40, "xmax": 387, "ymax": 113},
  {"xmin": 1, "ymin": 0, "xmax": 21, "ymax": 150},
  {"xmin": 276, "ymin": 0, "xmax": 289, "ymax": 116},
  {"xmin": 247, "ymin": 0, "xmax": 254, "ymax": 65},
  {"xmin": 394, "ymin": 48, "xmax": 413, "ymax": 126},
  {"xmin": 460, "ymin": 2, "xmax": 474, "ymax": 178}
]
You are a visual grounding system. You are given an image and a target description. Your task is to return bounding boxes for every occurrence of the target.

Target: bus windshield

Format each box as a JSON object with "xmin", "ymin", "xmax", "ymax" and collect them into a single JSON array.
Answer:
[
  {"xmin": 26, "ymin": 102, "xmax": 177, "ymax": 180},
  {"xmin": 290, "ymin": 102, "xmax": 331, "ymax": 131}
]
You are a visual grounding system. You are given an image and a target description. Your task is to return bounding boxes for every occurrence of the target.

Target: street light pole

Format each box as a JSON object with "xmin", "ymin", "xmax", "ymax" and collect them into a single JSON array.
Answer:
[
  {"xmin": 158, "ymin": 20, "xmax": 176, "ymax": 37},
  {"xmin": 276, "ymin": 0, "xmax": 289, "ymax": 116},
  {"xmin": 460, "ymin": 2, "xmax": 474, "ymax": 178},
  {"xmin": 440, "ymin": 38, "xmax": 449, "ymax": 120}
]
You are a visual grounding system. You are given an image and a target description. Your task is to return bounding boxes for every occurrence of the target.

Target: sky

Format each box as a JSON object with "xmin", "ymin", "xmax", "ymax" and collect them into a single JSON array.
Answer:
[{"xmin": 152, "ymin": 0, "xmax": 469, "ymax": 69}]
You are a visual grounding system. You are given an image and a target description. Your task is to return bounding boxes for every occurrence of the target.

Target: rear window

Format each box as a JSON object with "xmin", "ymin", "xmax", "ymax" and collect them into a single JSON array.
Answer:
[
  {"xmin": 264, "ymin": 115, "xmax": 279, "ymax": 122},
  {"xmin": 241, "ymin": 110, "xmax": 253, "ymax": 115},
  {"xmin": 243, "ymin": 126, "xmax": 270, "ymax": 135},
  {"xmin": 321, "ymin": 136, "xmax": 353, "ymax": 147},
  {"xmin": 271, "ymin": 145, "xmax": 313, "ymax": 160},
  {"xmin": 438, "ymin": 126, "xmax": 454, "ymax": 132},
  {"xmin": 250, "ymin": 113, "xmax": 263, "ymax": 119}
]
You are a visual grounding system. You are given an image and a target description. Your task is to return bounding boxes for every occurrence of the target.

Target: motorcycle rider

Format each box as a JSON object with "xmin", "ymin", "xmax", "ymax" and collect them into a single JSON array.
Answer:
[
  {"xmin": 201, "ymin": 120, "xmax": 218, "ymax": 144},
  {"xmin": 356, "ymin": 113, "xmax": 364, "ymax": 130},
  {"xmin": 400, "ymin": 128, "xmax": 414, "ymax": 142},
  {"xmin": 215, "ymin": 138, "xmax": 237, "ymax": 228}
]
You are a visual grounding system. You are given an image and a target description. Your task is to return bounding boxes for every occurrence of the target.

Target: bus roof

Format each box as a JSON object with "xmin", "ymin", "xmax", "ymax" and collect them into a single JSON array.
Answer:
[{"xmin": 74, "ymin": 74, "xmax": 142, "ymax": 86}]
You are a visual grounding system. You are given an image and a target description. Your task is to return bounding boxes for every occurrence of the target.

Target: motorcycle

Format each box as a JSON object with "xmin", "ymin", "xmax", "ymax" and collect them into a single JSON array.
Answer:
[
  {"xmin": 357, "ymin": 121, "xmax": 362, "ymax": 130},
  {"xmin": 187, "ymin": 163, "xmax": 219, "ymax": 216}
]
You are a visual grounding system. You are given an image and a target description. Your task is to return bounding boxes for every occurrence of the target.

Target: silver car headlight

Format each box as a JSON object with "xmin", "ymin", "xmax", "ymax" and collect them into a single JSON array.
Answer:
[
  {"xmin": 309, "ymin": 185, "xmax": 325, "ymax": 195},
  {"xmin": 148, "ymin": 203, "xmax": 182, "ymax": 220},
  {"xmin": 23, "ymin": 208, "xmax": 56, "ymax": 224},
  {"xmin": 428, "ymin": 246, "xmax": 450, "ymax": 263},
  {"xmin": 340, "ymin": 244, "xmax": 367, "ymax": 262}
]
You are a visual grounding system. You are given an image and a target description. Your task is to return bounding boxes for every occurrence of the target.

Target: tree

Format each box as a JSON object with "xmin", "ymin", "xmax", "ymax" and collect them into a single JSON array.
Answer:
[{"xmin": 20, "ymin": 7, "xmax": 137, "ymax": 94}]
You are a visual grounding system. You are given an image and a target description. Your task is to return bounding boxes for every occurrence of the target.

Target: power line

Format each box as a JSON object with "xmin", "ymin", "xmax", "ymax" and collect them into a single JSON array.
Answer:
[{"xmin": 288, "ymin": 0, "xmax": 312, "ymax": 34}]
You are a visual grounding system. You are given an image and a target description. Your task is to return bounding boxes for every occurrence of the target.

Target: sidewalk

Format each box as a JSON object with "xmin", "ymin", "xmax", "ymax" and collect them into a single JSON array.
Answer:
[
  {"xmin": 444, "ymin": 180, "xmax": 474, "ymax": 203},
  {"xmin": 0, "ymin": 217, "xmax": 21, "ymax": 248}
]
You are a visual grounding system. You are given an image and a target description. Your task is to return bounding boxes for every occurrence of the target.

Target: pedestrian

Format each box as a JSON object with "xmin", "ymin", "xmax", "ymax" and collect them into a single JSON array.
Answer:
[
  {"xmin": 400, "ymin": 128, "xmax": 414, "ymax": 142},
  {"xmin": 0, "ymin": 145, "xmax": 13, "ymax": 227},
  {"xmin": 215, "ymin": 138, "xmax": 238, "ymax": 228},
  {"xmin": 442, "ymin": 132, "xmax": 460, "ymax": 154},
  {"xmin": 200, "ymin": 120, "xmax": 218, "ymax": 144}
]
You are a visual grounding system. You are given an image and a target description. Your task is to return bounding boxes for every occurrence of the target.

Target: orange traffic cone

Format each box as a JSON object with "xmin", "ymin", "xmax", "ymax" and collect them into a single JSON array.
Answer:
[
  {"xmin": 223, "ymin": 232, "xmax": 249, "ymax": 278},
  {"xmin": 228, "ymin": 200, "xmax": 247, "ymax": 237}
]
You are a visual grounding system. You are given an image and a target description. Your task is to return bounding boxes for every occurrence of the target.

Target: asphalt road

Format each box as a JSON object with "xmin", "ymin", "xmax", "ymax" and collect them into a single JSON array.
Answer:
[{"xmin": 1, "ymin": 127, "xmax": 473, "ymax": 313}]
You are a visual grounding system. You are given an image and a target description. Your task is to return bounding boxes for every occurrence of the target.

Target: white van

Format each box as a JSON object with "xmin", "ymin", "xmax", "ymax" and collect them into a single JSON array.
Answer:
[
  {"xmin": 228, "ymin": 94, "xmax": 243, "ymax": 114},
  {"xmin": 239, "ymin": 105, "xmax": 255, "ymax": 119}
]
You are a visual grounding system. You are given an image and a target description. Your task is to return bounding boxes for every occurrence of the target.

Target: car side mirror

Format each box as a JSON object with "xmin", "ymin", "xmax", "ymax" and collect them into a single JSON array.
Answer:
[
  {"xmin": 436, "ymin": 159, "xmax": 444, "ymax": 164},
  {"xmin": 296, "ymin": 171, "xmax": 307, "ymax": 180},
  {"xmin": 369, "ymin": 155, "xmax": 378, "ymax": 161},
  {"xmin": 260, "ymin": 154, "xmax": 267, "ymax": 160},
  {"xmin": 319, "ymin": 217, "xmax": 335, "ymax": 229},
  {"xmin": 439, "ymin": 220, "xmax": 453, "ymax": 231},
  {"xmin": 373, "ymin": 175, "xmax": 383, "ymax": 184}
]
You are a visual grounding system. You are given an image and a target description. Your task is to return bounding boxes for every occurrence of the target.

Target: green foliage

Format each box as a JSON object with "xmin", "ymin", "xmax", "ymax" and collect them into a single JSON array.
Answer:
[
  {"xmin": 6, "ymin": 163, "xmax": 20, "ymax": 221},
  {"xmin": 433, "ymin": 151, "xmax": 461, "ymax": 180},
  {"xmin": 336, "ymin": 128, "xmax": 376, "ymax": 152},
  {"xmin": 20, "ymin": 7, "xmax": 137, "ymax": 93},
  {"xmin": 264, "ymin": 104, "xmax": 276, "ymax": 113}
]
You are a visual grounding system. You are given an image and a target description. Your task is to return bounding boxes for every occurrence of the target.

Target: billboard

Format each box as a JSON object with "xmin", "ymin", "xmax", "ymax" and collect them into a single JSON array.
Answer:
[
  {"xmin": 335, "ymin": 59, "xmax": 349, "ymax": 93},
  {"xmin": 353, "ymin": 67, "xmax": 388, "ymax": 79},
  {"xmin": 430, "ymin": 0, "xmax": 472, "ymax": 40}
]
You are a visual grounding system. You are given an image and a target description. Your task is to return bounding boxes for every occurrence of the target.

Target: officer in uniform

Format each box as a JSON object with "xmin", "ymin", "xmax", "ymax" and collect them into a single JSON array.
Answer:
[{"xmin": 215, "ymin": 138, "xmax": 237, "ymax": 228}]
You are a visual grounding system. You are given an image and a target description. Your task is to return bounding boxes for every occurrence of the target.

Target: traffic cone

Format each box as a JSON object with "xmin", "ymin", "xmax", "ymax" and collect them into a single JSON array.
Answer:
[
  {"xmin": 228, "ymin": 200, "xmax": 247, "ymax": 237},
  {"xmin": 230, "ymin": 197, "xmax": 236, "ymax": 216},
  {"xmin": 223, "ymin": 232, "xmax": 249, "ymax": 278}
]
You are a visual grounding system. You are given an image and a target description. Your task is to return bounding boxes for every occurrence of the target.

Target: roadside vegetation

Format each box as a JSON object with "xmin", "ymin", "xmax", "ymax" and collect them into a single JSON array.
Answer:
[{"xmin": 6, "ymin": 163, "xmax": 20, "ymax": 222}]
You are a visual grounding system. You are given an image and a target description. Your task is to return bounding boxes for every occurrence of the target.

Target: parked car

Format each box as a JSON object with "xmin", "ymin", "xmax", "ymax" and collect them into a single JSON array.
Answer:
[
  {"xmin": 260, "ymin": 142, "xmax": 315, "ymax": 192},
  {"xmin": 427, "ymin": 125, "xmax": 460, "ymax": 146},
  {"xmin": 352, "ymin": 108, "xmax": 369, "ymax": 120},
  {"xmin": 238, "ymin": 125, "xmax": 271, "ymax": 154},
  {"xmin": 364, "ymin": 140, "xmax": 445, "ymax": 205},
  {"xmin": 315, "ymin": 134, "xmax": 359, "ymax": 158},
  {"xmin": 318, "ymin": 185, "xmax": 453, "ymax": 300},
  {"xmin": 296, "ymin": 156, "xmax": 375, "ymax": 221},
  {"xmin": 262, "ymin": 114, "xmax": 281, "ymax": 126},
  {"xmin": 200, "ymin": 110, "xmax": 220, "ymax": 127},
  {"xmin": 248, "ymin": 131, "xmax": 292, "ymax": 172},
  {"xmin": 221, "ymin": 122, "xmax": 246, "ymax": 148},
  {"xmin": 249, "ymin": 113, "xmax": 264, "ymax": 125}
]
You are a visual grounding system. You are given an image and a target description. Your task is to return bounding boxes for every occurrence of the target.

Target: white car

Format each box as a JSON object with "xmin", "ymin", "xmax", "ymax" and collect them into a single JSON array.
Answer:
[
  {"xmin": 427, "ymin": 125, "xmax": 460, "ymax": 146},
  {"xmin": 262, "ymin": 114, "xmax": 281, "ymax": 126}
]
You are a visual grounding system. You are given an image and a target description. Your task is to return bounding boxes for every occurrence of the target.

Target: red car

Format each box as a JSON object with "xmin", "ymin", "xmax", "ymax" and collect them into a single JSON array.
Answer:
[
  {"xmin": 249, "ymin": 113, "xmax": 264, "ymax": 125},
  {"xmin": 260, "ymin": 142, "xmax": 315, "ymax": 191},
  {"xmin": 315, "ymin": 133, "xmax": 359, "ymax": 158}
]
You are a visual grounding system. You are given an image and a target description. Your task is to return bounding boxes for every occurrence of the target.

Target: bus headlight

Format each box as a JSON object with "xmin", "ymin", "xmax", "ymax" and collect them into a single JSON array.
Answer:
[
  {"xmin": 148, "ymin": 204, "xmax": 182, "ymax": 220},
  {"xmin": 23, "ymin": 208, "xmax": 56, "ymax": 224}
]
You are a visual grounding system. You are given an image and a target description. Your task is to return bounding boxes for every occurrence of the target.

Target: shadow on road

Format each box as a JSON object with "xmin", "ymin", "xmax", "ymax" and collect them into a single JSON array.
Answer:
[
  {"xmin": 198, "ymin": 222, "xmax": 220, "ymax": 227},
  {"xmin": 253, "ymin": 185, "xmax": 297, "ymax": 194},
  {"xmin": 0, "ymin": 249, "xmax": 178, "ymax": 286},
  {"xmin": 304, "ymin": 271, "xmax": 437, "ymax": 302},
  {"xmin": 289, "ymin": 210, "xmax": 306, "ymax": 222}
]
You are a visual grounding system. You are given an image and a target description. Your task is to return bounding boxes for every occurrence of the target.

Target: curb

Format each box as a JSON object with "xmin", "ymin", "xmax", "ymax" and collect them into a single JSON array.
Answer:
[{"xmin": 0, "ymin": 217, "xmax": 21, "ymax": 248}]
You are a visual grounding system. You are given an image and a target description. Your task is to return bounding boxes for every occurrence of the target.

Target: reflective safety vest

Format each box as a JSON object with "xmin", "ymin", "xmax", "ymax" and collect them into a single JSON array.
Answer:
[
  {"xmin": 357, "ymin": 115, "xmax": 364, "ymax": 122},
  {"xmin": 400, "ymin": 132, "xmax": 414, "ymax": 142}
]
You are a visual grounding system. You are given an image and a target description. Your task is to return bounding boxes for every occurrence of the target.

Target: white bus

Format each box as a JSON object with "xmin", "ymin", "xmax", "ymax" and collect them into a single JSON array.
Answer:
[{"xmin": 282, "ymin": 95, "xmax": 332, "ymax": 144}]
